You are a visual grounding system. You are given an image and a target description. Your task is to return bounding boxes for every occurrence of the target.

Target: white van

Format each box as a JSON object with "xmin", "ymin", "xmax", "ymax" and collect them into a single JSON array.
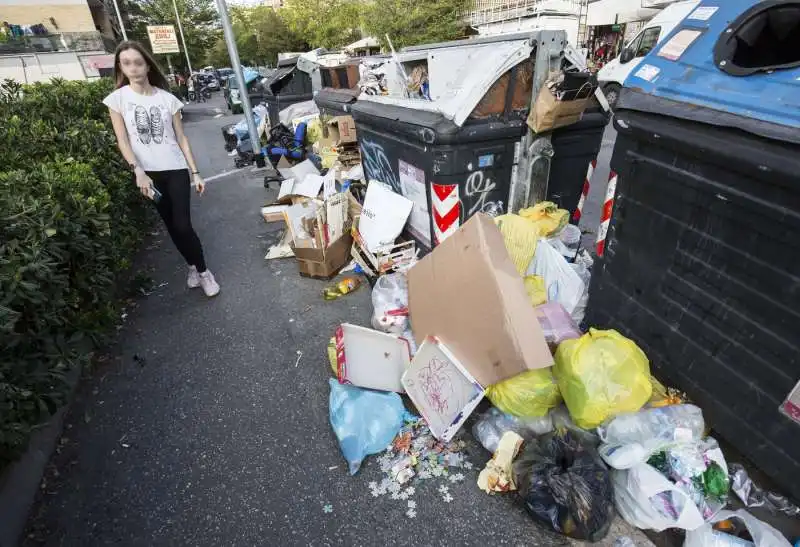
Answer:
[{"xmin": 598, "ymin": 0, "xmax": 700, "ymax": 105}]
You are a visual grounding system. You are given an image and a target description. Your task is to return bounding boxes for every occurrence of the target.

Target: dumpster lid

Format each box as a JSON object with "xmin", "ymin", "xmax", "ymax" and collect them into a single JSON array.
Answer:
[
  {"xmin": 266, "ymin": 65, "xmax": 296, "ymax": 94},
  {"xmin": 621, "ymin": 0, "xmax": 800, "ymax": 136},
  {"xmin": 359, "ymin": 30, "xmax": 563, "ymax": 127}
]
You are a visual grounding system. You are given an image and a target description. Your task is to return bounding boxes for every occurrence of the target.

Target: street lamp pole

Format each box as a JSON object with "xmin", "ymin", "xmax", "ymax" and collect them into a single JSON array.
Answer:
[
  {"xmin": 110, "ymin": 0, "xmax": 127, "ymax": 41},
  {"xmin": 172, "ymin": 0, "xmax": 193, "ymax": 74},
  {"xmin": 215, "ymin": 0, "xmax": 262, "ymax": 161}
]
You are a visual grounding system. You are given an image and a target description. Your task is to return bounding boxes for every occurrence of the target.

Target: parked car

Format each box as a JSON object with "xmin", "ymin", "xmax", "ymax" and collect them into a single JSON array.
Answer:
[
  {"xmin": 597, "ymin": 0, "xmax": 700, "ymax": 106},
  {"xmin": 224, "ymin": 69, "xmax": 263, "ymax": 114}
]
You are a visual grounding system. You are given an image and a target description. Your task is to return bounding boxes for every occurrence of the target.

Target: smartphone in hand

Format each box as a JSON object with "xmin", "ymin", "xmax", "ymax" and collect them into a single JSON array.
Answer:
[{"xmin": 151, "ymin": 186, "xmax": 163, "ymax": 203}]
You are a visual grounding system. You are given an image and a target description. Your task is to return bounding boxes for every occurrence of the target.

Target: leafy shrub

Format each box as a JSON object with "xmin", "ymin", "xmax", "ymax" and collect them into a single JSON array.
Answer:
[{"xmin": 0, "ymin": 78, "xmax": 153, "ymax": 468}]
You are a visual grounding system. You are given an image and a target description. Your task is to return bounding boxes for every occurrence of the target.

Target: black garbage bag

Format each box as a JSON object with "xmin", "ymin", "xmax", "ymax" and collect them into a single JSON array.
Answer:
[{"xmin": 513, "ymin": 428, "xmax": 614, "ymax": 541}]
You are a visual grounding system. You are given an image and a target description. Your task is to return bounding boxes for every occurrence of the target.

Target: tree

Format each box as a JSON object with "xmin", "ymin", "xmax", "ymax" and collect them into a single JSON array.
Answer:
[
  {"xmin": 361, "ymin": 0, "xmax": 471, "ymax": 50},
  {"xmin": 206, "ymin": 5, "xmax": 306, "ymax": 68},
  {"xmin": 124, "ymin": 0, "xmax": 220, "ymax": 73},
  {"xmin": 281, "ymin": 0, "xmax": 361, "ymax": 50}
]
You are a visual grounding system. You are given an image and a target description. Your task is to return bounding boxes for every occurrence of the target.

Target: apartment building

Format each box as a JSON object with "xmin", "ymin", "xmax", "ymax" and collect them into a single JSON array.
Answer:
[{"xmin": 0, "ymin": 0, "xmax": 118, "ymax": 83}]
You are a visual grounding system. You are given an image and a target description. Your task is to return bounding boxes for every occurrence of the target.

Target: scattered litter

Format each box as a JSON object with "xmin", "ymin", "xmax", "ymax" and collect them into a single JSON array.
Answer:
[
  {"xmin": 406, "ymin": 508, "xmax": 417, "ymax": 519},
  {"xmin": 264, "ymin": 231, "xmax": 295, "ymax": 260},
  {"xmin": 294, "ymin": 350, "xmax": 303, "ymax": 368},
  {"xmin": 684, "ymin": 509, "xmax": 791, "ymax": 547},
  {"xmin": 442, "ymin": 492, "xmax": 454, "ymax": 503},
  {"xmin": 323, "ymin": 277, "xmax": 361, "ymax": 300},
  {"xmin": 477, "ymin": 431, "xmax": 524, "ymax": 493},
  {"xmin": 322, "ymin": 504, "xmax": 333, "ymax": 514},
  {"xmin": 730, "ymin": 464, "xmax": 800, "ymax": 517}
]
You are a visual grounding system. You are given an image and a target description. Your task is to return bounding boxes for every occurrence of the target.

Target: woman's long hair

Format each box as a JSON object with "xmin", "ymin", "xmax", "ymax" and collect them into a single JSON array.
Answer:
[{"xmin": 113, "ymin": 41, "xmax": 170, "ymax": 90}]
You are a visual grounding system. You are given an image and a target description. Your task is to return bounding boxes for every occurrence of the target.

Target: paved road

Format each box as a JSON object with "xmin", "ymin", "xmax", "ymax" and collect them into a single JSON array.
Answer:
[{"xmin": 23, "ymin": 97, "xmax": 649, "ymax": 547}]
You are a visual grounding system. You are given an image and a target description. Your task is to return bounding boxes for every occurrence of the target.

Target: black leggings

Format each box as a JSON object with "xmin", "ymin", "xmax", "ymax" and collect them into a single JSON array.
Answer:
[{"xmin": 148, "ymin": 169, "xmax": 207, "ymax": 272}]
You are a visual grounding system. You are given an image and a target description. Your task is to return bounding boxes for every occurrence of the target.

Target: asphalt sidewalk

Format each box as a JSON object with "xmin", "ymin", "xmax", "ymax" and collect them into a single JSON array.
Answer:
[{"xmin": 22, "ymin": 99, "xmax": 652, "ymax": 547}]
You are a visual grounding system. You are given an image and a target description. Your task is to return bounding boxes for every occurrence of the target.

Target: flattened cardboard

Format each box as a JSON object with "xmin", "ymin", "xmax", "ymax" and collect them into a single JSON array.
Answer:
[
  {"xmin": 408, "ymin": 213, "xmax": 553, "ymax": 387},
  {"xmin": 402, "ymin": 336, "xmax": 484, "ymax": 442},
  {"xmin": 261, "ymin": 204, "xmax": 289, "ymax": 223},
  {"xmin": 336, "ymin": 323, "xmax": 410, "ymax": 393}
]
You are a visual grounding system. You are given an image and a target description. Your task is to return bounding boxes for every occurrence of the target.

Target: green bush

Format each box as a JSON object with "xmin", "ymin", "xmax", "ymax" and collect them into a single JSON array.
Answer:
[{"xmin": 0, "ymin": 78, "xmax": 153, "ymax": 468}]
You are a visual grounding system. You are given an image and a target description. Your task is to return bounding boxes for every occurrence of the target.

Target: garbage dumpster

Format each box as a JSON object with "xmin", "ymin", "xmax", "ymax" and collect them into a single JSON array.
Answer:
[
  {"xmin": 585, "ymin": 0, "xmax": 800, "ymax": 501},
  {"xmin": 264, "ymin": 57, "xmax": 313, "ymax": 127},
  {"xmin": 548, "ymin": 102, "xmax": 609, "ymax": 213},
  {"xmin": 314, "ymin": 88, "xmax": 360, "ymax": 117},
  {"xmin": 351, "ymin": 31, "xmax": 572, "ymax": 251}
]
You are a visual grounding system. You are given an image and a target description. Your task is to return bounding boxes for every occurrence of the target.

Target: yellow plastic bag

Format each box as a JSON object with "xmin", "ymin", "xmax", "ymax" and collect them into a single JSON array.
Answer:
[
  {"xmin": 554, "ymin": 328, "xmax": 652, "ymax": 429},
  {"xmin": 495, "ymin": 214, "xmax": 540, "ymax": 275},
  {"xmin": 519, "ymin": 201, "xmax": 569, "ymax": 237},
  {"xmin": 486, "ymin": 368, "xmax": 562, "ymax": 417},
  {"xmin": 524, "ymin": 275, "xmax": 547, "ymax": 306}
]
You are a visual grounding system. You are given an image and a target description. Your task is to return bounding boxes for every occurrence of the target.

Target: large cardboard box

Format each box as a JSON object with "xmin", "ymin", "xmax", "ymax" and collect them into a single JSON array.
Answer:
[{"xmin": 408, "ymin": 213, "xmax": 553, "ymax": 387}]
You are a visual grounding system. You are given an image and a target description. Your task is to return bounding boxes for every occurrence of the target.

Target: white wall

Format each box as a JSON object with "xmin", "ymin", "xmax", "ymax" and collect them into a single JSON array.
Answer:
[
  {"xmin": 477, "ymin": 15, "xmax": 579, "ymax": 47},
  {"xmin": 0, "ymin": 50, "xmax": 103, "ymax": 83}
]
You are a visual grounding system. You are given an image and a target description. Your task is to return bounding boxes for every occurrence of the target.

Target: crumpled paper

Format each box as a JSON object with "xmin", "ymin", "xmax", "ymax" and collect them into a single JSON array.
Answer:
[{"xmin": 477, "ymin": 431, "xmax": 525, "ymax": 493}]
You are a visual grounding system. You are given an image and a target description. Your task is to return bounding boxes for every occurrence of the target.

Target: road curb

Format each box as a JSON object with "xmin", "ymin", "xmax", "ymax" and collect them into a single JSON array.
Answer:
[{"xmin": 0, "ymin": 364, "xmax": 81, "ymax": 547}]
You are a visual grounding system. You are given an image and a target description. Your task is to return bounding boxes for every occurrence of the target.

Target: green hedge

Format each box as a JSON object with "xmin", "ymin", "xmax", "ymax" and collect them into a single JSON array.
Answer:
[{"xmin": 0, "ymin": 78, "xmax": 153, "ymax": 469}]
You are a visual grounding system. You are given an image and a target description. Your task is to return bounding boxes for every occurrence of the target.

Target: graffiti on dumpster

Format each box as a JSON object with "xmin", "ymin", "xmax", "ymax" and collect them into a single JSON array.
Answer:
[
  {"xmin": 360, "ymin": 138, "xmax": 401, "ymax": 193},
  {"xmin": 464, "ymin": 170, "xmax": 504, "ymax": 217}
]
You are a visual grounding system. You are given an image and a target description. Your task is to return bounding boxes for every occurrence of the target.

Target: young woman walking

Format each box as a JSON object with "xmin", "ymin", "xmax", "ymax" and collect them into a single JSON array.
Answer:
[{"xmin": 104, "ymin": 41, "xmax": 219, "ymax": 297}]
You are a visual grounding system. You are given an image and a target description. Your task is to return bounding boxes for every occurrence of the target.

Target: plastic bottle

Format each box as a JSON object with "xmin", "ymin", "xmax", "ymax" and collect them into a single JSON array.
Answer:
[
  {"xmin": 597, "ymin": 404, "xmax": 705, "ymax": 447},
  {"xmin": 323, "ymin": 277, "xmax": 361, "ymax": 300}
]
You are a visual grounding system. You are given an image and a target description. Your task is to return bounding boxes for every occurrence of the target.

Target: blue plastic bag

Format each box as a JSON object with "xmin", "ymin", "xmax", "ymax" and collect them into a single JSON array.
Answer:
[{"xmin": 329, "ymin": 378, "xmax": 407, "ymax": 475}]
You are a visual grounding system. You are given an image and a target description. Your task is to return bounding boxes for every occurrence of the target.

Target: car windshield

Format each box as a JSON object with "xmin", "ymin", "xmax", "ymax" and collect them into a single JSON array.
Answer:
[{"xmin": 228, "ymin": 79, "xmax": 238, "ymax": 89}]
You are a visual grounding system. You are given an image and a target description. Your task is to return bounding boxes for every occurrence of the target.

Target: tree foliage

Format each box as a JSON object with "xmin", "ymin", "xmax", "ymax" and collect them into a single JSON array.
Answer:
[
  {"xmin": 361, "ymin": 0, "xmax": 471, "ymax": 50},
  {"xmin": 124, "ymin": 0, "xmax": 220, "ymax": 73},
  {"xmin": 281, "ymin": 0, "xmax": 362, "ymax": 50},
  {"xmin": 206, "ymin": 5, "xmax": 307, "ymax": 67}
]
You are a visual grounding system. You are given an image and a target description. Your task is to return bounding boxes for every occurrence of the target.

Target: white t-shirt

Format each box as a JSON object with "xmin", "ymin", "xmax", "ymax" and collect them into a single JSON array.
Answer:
[{"xmin": 103, "ymin": 86, "xmax": 188, "ymax": 172}]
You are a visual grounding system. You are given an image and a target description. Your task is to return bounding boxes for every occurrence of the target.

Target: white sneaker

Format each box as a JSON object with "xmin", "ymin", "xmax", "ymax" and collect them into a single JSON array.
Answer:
[
  {"xmin": 199, "ymin": 270, "xmax": 220, "ymax": 297},
  {"xmin": 187, "ymin": 266, "xmax": 201, "ymax": 289}
]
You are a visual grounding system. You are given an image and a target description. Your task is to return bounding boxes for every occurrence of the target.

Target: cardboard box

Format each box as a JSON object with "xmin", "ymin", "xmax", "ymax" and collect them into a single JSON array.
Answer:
[
  {"xmin": 402, "ymin": 336, "xmax": 484, "ymax": 442},
  {"xmin": 292, "ymin": 232, "xmax": 353, "ymax": 279},
  {"xmin": 322, "ymin": 115, "xmax": 358, "ymax": 146},
  {"xmin": 408, "ymin": 213, "xmax": 553, "ymax": 387}
]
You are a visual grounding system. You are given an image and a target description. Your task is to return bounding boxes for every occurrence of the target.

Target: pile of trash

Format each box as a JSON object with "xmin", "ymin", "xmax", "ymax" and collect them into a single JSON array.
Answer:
[{"xmin": 256, "ymin": 125, "xmax": 795, "ymax": 544}]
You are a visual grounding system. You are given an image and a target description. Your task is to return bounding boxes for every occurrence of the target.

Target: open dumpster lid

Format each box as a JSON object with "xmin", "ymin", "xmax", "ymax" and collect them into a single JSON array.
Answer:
[
  {"xmin": 358, "ymin": 31, "xmax": 563, "ymax": 127},
  {"xmin": 265, "ymin": 65, "xmax": 296, "ymax": 94}
]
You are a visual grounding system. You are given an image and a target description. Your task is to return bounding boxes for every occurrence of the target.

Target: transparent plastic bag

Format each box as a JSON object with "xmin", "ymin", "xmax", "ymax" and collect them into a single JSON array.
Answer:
[
  {"xmin": 473, "ymin": 407, "xmax": 553, "ymax": 453},
  {"xmin": 486, "ymin": 368, "xmax": 562, "ymax": 418},
  {"xmin": 554, "ymin": 329, "xmax": 652, "ymax": 429},
  {"xmin": 514, "ymin": 429, "xmax": 615, "ymax": 541},
  {"xmin": 328, "ymin": 378, "xmax": 408, "ymax": 474},
  {"xmin": 371, "ymin": 273, "xmax": 409, "ymax": 333},
  {"xmin": 684, "ymin": 510, "xmax": 791, "ymax": 547},
  {"xmin": 598, "ymin": 405, "xmax": 705, "ymax": 452}
]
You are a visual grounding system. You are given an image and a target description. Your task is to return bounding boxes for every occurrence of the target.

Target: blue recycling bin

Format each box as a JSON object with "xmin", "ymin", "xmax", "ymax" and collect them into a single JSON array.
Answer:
[{"xmin": 586, "ymin": 0, "xmax": 800, "ymax": 500}]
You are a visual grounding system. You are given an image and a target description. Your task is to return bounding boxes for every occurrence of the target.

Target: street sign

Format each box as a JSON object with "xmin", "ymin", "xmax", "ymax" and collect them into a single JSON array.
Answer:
[{"xmin": 146, "ymin": 25, "xmax": 180, "ymax": 54}]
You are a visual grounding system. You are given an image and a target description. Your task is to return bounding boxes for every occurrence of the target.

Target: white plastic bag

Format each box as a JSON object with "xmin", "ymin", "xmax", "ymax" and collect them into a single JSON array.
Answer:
[
  {"xmin": 613, "ymin": 463, "xmax": 705, "ymax": 532},
  {"xmin": 684, "ymin": 510, "xmax": 791, "ymax": 547},
  {"xmin": 371, "ymin": 273, "xmax": 409, "ymax": 333},
  {"xmin": 527, "ymin": 239, "xmax": 585, "ymax": 314}
]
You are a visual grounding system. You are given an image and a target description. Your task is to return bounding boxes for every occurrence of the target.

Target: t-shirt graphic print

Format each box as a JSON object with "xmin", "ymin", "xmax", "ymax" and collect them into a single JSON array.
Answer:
[{"xmin": 103, "ymin": 86, "xmax": 188, "ymax": 172}]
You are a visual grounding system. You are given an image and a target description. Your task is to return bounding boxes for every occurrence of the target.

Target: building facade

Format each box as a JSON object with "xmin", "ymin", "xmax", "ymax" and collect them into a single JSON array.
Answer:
[{"xmin": 0, "ymin": 0, "xmax": 118, "ymax": 83}]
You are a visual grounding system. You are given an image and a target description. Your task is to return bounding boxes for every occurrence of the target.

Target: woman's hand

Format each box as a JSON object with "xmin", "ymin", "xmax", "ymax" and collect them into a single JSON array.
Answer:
[
  {"xmin": 193, "ymin": 173, "xmax": 205, "ymax": 196},
  {"xmin": 135, "ymin": 169, "xmax": 155, "ymax": 199}
]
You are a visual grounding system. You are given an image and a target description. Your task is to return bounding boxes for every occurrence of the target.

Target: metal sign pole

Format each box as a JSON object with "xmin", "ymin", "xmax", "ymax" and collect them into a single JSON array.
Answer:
[
  {"xmin": 216, "ymin": 0, "xmax": 262, "ymax": 161},
  {"xmin": 172, "ymin": 0, "xmax": 193, "ymax": 74},
  {"xmin": 111, "ymin": 0, "xmax": 127, "ymax": 41}
]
